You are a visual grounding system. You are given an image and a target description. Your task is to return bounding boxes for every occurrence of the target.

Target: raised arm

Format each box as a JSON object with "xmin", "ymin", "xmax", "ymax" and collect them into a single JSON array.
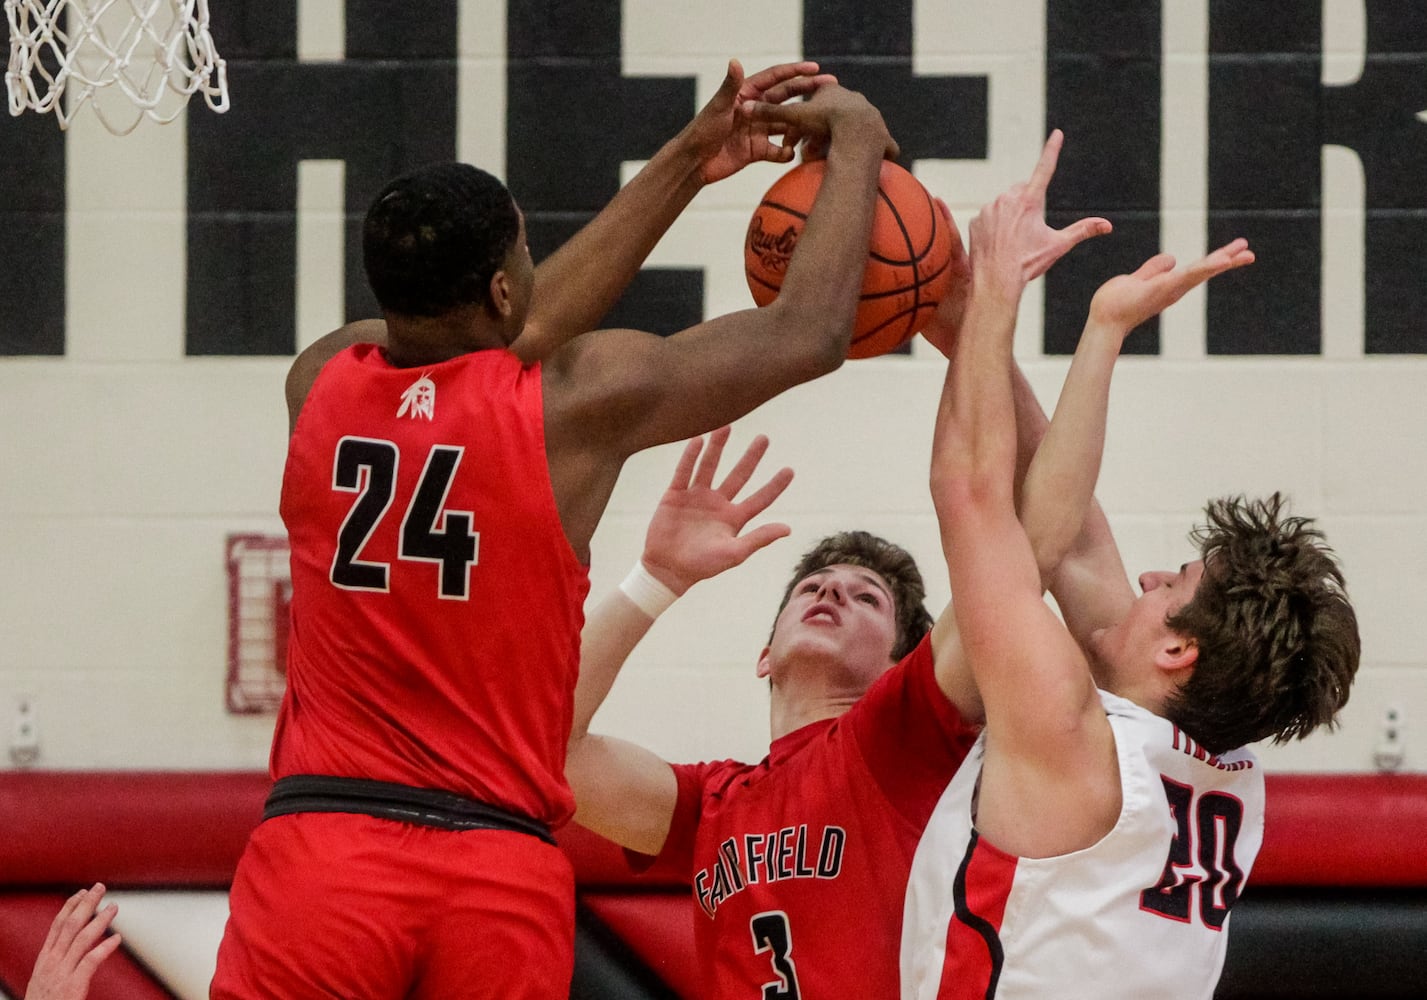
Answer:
[
  {"xmin": 512, "ymin": 59, "xmax": 834, "ymax": 363},
  {"xmin": 925, "ymin": 134, "xmax": 1110, "ymax": 718},
  {"xmin": 933, "ymin": 140, "xmax": 1258, "ymax": 860},
  {"xmin": 567, "ymin": 429, "xmax": 792, "ymax": 853},
  {"xmin": 543, "ymin": 84, "xmax": 896, "ymax": 556},
  {"xmin": 1032, "ymin": 242, "xmax": 1255, "ymax": 650},
  {"xmin": 283, "ymin": 60, "xmax": 831, "ymax": 426},
  {"xmin": 931, "ymin": 133, "xmax": 1125, "ymax": 858}
]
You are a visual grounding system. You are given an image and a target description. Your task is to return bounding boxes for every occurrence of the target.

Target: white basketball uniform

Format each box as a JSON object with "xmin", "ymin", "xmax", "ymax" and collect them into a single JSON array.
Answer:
[{"xmin": 901, "ymin": 690, "xmax": 1265, "ymax": 1000}]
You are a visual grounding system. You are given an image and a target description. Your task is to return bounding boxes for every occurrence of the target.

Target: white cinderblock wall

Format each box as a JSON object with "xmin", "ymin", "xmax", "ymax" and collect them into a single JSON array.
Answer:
[{"xmin": 1, "ymin": 0, "xmax": 1423, "ymax": 783}]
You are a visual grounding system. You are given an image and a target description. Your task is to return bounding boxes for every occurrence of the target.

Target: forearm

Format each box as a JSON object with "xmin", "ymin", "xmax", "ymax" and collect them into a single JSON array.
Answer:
[
  {"xmin": 1016, "ymin": 319, "xmax": 1120, "ymax": 579},
  {"xmin": 934, "ymin": 275, "xmax": 1022, "ymax": 511},
  {"xmin": 566, "ymin": 585, "xmax": 678, "ymax": 855},
  {"xmin": 571, "ymin": 589, "xmax": 662, "ymax": 741},
  {"xmin": 1023, "ymin": 315, "xmax": 1136, "ymax": 644},
  {"xmin": 1010, "ymin": 363, "xmax": 1049, "ymax": 515},
  {"xmin": 773, "ymin": 139, "xmax": 886, "ymax": 358},
  {"xmin": 567, "ymin": 733, "xmax": 678, "ymax": 856},
  {"xmin": 1049, "ymin": 502, "xmax": 1135, "ymax": 651},
  {"xmin": 516, "ymin": 137, "xmax": 706, "ymax": 362}
]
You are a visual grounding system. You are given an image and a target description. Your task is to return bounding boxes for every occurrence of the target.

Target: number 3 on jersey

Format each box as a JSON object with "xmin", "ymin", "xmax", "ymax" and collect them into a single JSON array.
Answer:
[
  {"xmin": 750, "ymin": 911, "xmax": 801, "ymax": 1000},
  {"xmin": 330, "ymin": 436, "xmax": 479, "ymax": 599}
]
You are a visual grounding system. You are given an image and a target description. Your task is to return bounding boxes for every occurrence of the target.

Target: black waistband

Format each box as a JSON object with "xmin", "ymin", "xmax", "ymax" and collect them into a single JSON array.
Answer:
[{"xmin": 264, "ymin": 775, "xmax": 555, "ymax": 845}]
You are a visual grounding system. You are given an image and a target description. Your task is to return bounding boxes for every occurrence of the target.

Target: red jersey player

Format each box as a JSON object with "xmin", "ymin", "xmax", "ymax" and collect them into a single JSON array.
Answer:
[
  {"xmin": 212, "ymin": 71, "xmax": 901, "ymax": 1000},
  {"xmin": 570, "ymin": 427, "xmax": 982, "ymax": 998}
]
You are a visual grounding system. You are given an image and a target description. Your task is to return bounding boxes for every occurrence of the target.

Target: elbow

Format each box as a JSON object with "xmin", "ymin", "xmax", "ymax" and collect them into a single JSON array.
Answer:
[
  {"xmin": 930, "ymin": 465, "xmax": 973, "ymax": 511},
  {"xmin": 765, "ymin": 300, "xmax": 850, "ymax": 381},
  {"xmin": 931, "ymin": 468, "xmax": 1001, "ymax": 529}
]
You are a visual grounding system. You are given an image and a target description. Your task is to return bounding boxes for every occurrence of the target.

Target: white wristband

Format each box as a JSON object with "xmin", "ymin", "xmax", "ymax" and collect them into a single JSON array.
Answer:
[{"xmin": 619, "ymin": 561, "xmax": 679, "ymax": 619}]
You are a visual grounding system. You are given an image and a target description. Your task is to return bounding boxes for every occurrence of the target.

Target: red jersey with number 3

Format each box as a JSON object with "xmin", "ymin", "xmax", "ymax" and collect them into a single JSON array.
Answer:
[
  {"xmin": 648, "ymin": 637, "xmax": 980, "ymax": 999},
  {"xmin": 272, "ymin": 343, "xmax": 590, "ymax": 828}
]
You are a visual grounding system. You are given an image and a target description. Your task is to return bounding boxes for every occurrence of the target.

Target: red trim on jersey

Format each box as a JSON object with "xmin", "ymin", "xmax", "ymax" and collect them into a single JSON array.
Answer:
[{"xmin": 938, "ymin": 832, "xmax": 1018, "ymax": 999}]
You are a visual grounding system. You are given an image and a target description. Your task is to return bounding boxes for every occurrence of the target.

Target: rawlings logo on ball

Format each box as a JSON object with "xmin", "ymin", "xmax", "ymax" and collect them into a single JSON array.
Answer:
[
  {"xmin": 744, "ymin": 159, "xmax": 956, "ymax": 359},
  {"xmin": 747, "ymin": 216, "xmax": 799, "ymax": 273}
]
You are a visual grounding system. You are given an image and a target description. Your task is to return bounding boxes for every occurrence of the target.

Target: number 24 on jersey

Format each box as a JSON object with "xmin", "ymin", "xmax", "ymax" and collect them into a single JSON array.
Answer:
[{"xmin": 328, "ymin": 436, "xmax": 479, "ymax": 600}]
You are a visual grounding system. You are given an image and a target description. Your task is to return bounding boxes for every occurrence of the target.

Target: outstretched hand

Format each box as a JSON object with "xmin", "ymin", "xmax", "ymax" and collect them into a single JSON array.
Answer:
[
  {"xmin": 969, "ymin": 130, "xmax": 1111, "ymax": 295},
  {"xmin": 686, "ymin": 59, "xmax": 838, "ymax": 184},
  {"xmin": 1088, "ymin": 238, "xmax": 1255, "ymax": 335},
  {"xmin": 26, "ymin": 884, "xmax": 121, "ymax": 1000},
  {"xmin": 642, "ymin": 427, "xmax": 794, "ymax": 595}
]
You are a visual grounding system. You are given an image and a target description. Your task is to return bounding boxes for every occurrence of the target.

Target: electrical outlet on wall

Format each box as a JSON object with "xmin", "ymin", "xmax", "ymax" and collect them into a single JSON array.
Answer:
[
  {"xmin": 9, "ymin": 694, "xmax": 40, "ymax": 767},
  {"xmin": 1373, "ymin": 705, "xmax": 1404, "ymax": 773}
]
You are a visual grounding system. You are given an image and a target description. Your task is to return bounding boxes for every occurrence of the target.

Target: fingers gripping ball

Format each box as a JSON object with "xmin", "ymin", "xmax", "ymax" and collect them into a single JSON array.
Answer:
[{"xmin": 744, "ymin": 160, "xmax": 954, "ymax": 358}]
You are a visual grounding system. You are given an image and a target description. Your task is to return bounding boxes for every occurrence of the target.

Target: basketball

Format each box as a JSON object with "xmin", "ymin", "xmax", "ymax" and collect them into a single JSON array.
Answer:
[{"xmin": 744, "ymin": 159, "xmax": 955, "ymax": 358}]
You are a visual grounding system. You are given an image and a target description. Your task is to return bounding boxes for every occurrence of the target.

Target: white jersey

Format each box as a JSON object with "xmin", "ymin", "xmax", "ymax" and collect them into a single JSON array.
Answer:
[{"xmin": 900, "ymin": 690, "xmax": 1264, "ymax": 1000}]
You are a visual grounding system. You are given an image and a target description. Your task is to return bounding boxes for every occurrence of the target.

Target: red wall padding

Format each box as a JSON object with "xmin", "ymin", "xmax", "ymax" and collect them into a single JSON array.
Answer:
[
  {"xmin": 6, "ymin": 771, "xmax": 1426, "ymax": 889},
  {"xmin": 1254, "ymin": 773, "xmax": 1427, "ymax": 887},
  {"xmin": 0, "ymin": 771, "xmax": 269, "ymax": 888},
  {"xmin": 1, "ymin": 770, "xmax": 1423, "ymax": 998},
  {"xmin": 4, "ymin": 771, "xmax": 1426, "ymax": 889}
]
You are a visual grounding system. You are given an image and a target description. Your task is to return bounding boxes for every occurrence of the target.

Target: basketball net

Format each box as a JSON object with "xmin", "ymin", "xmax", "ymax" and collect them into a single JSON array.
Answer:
[{"xmin": 4, "ymin": 0, "xmax": 229, "ymax": 134}]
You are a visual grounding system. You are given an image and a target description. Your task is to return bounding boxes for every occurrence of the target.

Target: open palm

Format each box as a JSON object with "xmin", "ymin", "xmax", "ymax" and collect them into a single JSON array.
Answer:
[
  {"xmin": 642, "ymin": 427, "xmax": 794, "ymax": 594},
  {"xmin": 1089, "ymin": 239, "xmax": 1255, "ymax": 335}
]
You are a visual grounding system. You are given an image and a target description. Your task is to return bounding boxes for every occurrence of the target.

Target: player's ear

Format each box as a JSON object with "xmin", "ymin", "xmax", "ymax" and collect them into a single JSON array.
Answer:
[
  {"xmin": 488, "ymin": 269, "xmax": 513, "ymax": 318},
  {"xmin": 756, "ymin": 647, "xmax": 773, "ymax": 679},
  {"xmin": 1155, "ymin": 634, "xmax": 1199, "ymax": 675}
]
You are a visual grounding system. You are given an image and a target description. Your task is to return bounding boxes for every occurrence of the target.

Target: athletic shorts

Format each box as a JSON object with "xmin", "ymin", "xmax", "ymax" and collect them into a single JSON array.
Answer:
[{"xmin": 210, "ymin": 811, "xmax": 575, "ymax": 999}]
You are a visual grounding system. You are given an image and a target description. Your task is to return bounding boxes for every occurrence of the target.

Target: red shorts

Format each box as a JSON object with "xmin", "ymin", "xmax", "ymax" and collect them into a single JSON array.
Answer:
[{"xmin": 211, "ymin": 812, "xmax": 574, "ymax": 999}]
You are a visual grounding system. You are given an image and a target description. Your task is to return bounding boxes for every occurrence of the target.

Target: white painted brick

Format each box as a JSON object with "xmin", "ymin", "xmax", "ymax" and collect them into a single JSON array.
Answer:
[
  {"xmin": 86, "ymin": 362, "xmax": 290, "ymax": 514},
  {"xmin": 0, "ymin": 666, "xmax": 274, "ymax": 769},
  {"xmin": 1316, "ymin": 515, "xmax": 1427, "ymax": 666},
  {"xmin": 1322, "ymin": 361, "xmax": 1427, "ymax": 514}
]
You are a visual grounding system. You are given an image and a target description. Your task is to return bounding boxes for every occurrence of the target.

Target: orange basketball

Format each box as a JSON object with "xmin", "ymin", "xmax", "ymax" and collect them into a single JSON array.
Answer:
[{"xmin": 744, "ymin": 159, "xmax": 955, "ymax": 358}]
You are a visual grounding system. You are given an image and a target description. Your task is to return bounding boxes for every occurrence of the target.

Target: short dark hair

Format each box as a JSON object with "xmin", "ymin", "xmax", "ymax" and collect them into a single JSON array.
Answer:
[
  {"xmin": 362, "ymin": 162, "xmax": 520, "ymax": 317},
  {"xmin": 770, "ymin": 531, "xmax": 933, "ymax": 662},
  {"xmin": 1163, "ymin": 494, "xmax": 1360, "ymax": 755}
]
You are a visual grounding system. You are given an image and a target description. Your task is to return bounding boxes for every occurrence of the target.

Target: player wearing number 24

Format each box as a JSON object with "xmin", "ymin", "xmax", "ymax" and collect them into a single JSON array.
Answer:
[{"xmin": 210, "ymin": 65, "xmax": 904, "ymax": 999}]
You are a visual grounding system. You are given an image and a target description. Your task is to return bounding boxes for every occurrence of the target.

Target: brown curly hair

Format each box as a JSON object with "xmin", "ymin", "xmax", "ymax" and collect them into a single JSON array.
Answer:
[
  {"xmin": 1163, "ymin": 494, "xmax": 1360, "ymax": 755},
  {"xmin": 769, "ymin": 531, "xmax": 933, "ymax": 662}
]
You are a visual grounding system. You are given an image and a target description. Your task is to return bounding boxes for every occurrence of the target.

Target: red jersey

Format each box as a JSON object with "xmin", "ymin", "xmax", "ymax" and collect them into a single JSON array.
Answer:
[
  {"xmin": 272, "ymin": 343, "xmax": 590, "ymax": 827},
  {"xmin": 652, "ymin": 637, "xmax": 980, "ymax": 999}
]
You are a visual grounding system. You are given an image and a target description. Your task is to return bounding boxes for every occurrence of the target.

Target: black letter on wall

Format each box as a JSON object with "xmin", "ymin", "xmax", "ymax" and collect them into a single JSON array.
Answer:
[
  {"xmin": 1323, "ymin": 2, "xmax": 1427, "ymax": 354},
  {"xmin": 186, "ymin": 1, "xmax": 459, "ymax": 355},
  {"xmin": 803, "ymin": 0, "xmax": 988, "ymax": 357},
  {"xmin": 0, "ymin": 115, "xmax": 65, "ymax": 355},
  {"xmin": 1211, "ymin": 1, "xmax": 1427, "ymax": 355},
  {"xmin": 802, "ymin": 0, "xmax": 987, "ymax": 164},
  {"xmin": 1044, "ymin": 1, "xmax": 1162, "ymax": 355},
  {"xmin": 507, "ymin": 1, "xmax": 701, "ymax": 335},
  {"xmin": 1207, "ymin": 1, "xmax": 1322, "ymax": 354}
]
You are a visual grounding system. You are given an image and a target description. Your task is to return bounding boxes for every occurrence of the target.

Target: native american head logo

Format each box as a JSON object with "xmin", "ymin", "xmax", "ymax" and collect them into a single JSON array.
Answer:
[{"xmin": 397, "ymin": 373, "xmax": 436, "ymax": 420}]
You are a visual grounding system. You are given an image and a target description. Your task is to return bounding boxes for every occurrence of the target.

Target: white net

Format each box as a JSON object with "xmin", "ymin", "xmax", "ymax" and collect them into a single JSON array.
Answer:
[{"xmin": 5, "ymin": 0, "xmax": 228, "ymax": 134}]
